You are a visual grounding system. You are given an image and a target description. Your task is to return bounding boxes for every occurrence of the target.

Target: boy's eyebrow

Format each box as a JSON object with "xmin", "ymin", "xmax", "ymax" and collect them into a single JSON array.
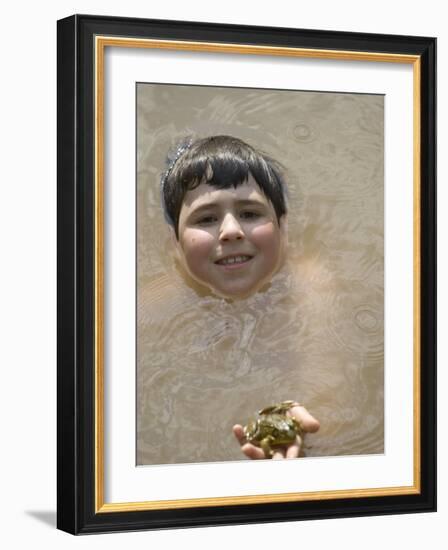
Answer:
[{"xmin": 189, "ymin": 198, "xmax": 267, "ymax": 213}]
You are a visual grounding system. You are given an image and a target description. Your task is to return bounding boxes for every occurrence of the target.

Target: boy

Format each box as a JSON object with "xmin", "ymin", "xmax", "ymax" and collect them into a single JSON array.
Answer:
[{"xmin": 161, "ymin": 135, "xmax": 319, "ymax": 459}]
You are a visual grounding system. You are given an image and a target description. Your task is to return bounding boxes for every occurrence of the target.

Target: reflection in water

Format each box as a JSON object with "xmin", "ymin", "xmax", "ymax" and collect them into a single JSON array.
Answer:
[{"xmin": 136, "ymin": 84, "xmax": 384, "ymax": 465}]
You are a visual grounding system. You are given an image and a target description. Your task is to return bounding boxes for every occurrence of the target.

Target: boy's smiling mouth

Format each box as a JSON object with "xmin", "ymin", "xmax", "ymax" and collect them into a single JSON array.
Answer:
[{"xmin": 214, "ymin": 254, "xmax": 253, "ymax": 267}]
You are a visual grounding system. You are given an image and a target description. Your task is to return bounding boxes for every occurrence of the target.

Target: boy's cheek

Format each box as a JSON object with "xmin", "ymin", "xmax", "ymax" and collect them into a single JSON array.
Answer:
[
  {"xmin": 250, "ymin": 222, "xmax": 281, "ymax": 248},
  {"xmin": 178, "ymin": 229, "xmax": 215, "ymax": 264}
]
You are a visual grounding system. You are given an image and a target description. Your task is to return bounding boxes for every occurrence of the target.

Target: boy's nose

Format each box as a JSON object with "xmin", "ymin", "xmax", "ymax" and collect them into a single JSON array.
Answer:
[{"xmin": 219, "ymin": 213, "xmax": 244, "ymax": 241}]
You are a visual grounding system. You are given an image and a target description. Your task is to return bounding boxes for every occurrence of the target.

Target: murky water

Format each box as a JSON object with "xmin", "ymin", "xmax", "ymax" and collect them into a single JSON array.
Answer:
[{"xmin": 136, "ymin": 83, "xmax": 384, "ymax": 465}]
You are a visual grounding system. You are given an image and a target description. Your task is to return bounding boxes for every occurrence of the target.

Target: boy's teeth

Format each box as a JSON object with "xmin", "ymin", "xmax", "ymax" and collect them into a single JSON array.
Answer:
[{"xmin": 218, "ymin": 255, "xmax": 250, "ymax": 265}]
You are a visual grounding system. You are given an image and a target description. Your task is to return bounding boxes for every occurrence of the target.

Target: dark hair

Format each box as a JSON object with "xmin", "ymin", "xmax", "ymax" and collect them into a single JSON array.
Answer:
[{"xmin": 161, "ymin": 135, "xmax": 288, "ymax": 238}]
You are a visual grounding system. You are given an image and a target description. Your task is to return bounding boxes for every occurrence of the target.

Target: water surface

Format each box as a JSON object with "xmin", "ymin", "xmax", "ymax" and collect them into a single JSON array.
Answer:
[{"xmin": 136, "ymin": 83, "xmax": 384, "ymax": 465}]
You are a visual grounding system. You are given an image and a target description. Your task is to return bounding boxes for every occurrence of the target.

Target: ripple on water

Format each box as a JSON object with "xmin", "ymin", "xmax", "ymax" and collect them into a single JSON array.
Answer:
[{"xmin": 289, "ymin": 121, "xmax": 316, "ymax": 144}]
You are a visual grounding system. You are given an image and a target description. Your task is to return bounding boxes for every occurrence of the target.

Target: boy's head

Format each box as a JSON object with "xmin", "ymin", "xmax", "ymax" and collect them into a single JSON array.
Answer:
[{"xmin": 161, "ymin": 135, "xmax": 288, "ymax": 299}]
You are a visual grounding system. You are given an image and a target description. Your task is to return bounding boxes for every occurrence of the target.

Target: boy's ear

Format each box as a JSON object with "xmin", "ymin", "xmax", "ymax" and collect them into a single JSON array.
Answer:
[
  {"xmin": 168, "ymin": 225, "xmax": 182, "ymax": 260},
  {"xmin": 279, "ymin": 215, "xmax": 289, "ymax": 263},
  {"xmin": 168, "ymin": 225, "xmax": 177, "ymax": 243},
  {"xmin": 279, "ymin": 215, "xmax": 288, "ymax": 242}
]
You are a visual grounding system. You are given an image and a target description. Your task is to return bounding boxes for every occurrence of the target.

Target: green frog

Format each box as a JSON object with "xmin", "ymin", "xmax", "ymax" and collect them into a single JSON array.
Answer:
[{"xmin": 243, "ymin": 401, "xmax": 304, "ymax": 459}]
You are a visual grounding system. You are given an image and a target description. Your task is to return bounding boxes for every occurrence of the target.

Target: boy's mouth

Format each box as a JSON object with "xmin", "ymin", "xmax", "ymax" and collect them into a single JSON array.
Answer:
[{"xmin": 214, "ymin": 254, "xmax": 253, "ymax": 266}]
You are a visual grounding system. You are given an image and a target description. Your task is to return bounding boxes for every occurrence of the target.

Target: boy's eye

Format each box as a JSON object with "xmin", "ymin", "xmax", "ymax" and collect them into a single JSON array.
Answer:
[
  {"xmin": 196, "ymin": 215, "xmax": 217, "ymax": 225},
  {"xmin": 240, "ymin": 210, "xmax": 261, "ymax": 220}
]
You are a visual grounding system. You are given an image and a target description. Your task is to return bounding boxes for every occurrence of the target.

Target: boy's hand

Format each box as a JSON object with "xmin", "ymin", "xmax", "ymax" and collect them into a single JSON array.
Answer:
[{"xmin": 233, "ymin": 404, "xmax": 320, "ymax": 460}]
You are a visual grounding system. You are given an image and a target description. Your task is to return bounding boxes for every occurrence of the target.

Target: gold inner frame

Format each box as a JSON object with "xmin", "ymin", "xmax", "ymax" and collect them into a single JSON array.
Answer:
[{"xmin": 94, "ymin": 36, "xmax": 421, "ymax": 513}]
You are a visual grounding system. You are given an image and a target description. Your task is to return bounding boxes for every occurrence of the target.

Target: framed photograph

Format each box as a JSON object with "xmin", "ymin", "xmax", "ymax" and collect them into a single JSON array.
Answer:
[{"xmin": 57, "ymin": 14, "xmax": 436, "ymax": 534}]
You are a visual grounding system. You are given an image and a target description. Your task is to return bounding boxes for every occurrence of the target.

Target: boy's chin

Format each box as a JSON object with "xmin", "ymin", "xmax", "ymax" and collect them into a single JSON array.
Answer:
[
  {"xmin": 194, "ymin": 276, "xmax": 275, "ymax": 301},
  {"xmin": 174, "ymin": 258, "xmax": 282, "ymax": 300}
]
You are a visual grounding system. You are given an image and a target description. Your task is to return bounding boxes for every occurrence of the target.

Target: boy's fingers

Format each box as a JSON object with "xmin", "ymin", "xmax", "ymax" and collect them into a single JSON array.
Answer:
[
  {"xmin": 241, "ymin": 443, "xmax": 266, "ymax": 460},
  {"xmin": 286, "ymin": 438, "xmax": 301, "ymax": 459},
  {"xmin": 232, "ymin": 424, "xmax": 245, "ymax": 444},
  {"xmin": 234, "ymin": 425, "xmax": 266, "ymax": 459},
  {"xmin": 290, "ymin": 405, "xmax": 320, "ymax": 433},
  {"xmin": 272, "ymin": 449, "xmax": 286, "ymax": 460}
]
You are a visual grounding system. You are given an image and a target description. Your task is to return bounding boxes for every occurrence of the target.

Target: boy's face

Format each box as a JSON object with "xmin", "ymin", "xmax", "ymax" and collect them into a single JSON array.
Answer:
[{"xmin": 175, "ymin": 175, "xmax": 287, "ymax": 299}]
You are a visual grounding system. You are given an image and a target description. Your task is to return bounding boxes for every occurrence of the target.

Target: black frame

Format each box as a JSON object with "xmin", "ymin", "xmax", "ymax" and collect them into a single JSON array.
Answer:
[{"xmin": 57, "ymin": 14, "xmax": 436, "ymax": 534}]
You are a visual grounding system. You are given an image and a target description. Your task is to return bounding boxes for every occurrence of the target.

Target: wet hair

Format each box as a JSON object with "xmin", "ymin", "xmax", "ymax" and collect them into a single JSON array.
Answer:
[{"xmin": 161, "ymin": 135, "xmax": 288, "ymax": 239}]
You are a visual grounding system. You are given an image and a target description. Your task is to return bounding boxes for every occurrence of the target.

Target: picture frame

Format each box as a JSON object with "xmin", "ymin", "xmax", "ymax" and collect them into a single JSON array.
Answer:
[{"xmin": 57, "ymin": 14, "xmax": 436, "ymax": 534}]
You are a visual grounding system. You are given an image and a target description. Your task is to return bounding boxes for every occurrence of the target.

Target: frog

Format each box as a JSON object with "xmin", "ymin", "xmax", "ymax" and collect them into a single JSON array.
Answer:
[{"xmin": 243, "ymin": 401, "xmax": 304, "ymax": 459}]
